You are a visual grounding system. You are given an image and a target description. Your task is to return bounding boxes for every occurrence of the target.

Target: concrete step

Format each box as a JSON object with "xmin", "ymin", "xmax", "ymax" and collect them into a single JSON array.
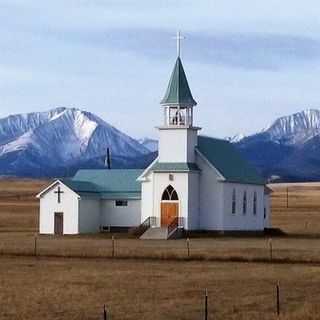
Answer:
[{"xmin": 140, "ymin": 227, "xmax": 168, "ymax": 240}]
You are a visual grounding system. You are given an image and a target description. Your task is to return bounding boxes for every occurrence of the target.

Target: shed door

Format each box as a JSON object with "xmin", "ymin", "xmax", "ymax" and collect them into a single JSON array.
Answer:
[{"xmin": 54, "ymin": 212, "xmax": 63, "ymax": 235}]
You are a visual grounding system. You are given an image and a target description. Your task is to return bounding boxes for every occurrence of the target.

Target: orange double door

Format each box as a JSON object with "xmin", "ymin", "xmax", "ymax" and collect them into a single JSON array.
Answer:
[{"xmin": 161, "ymin": 202, "xmax": 179, "ymax": 226}]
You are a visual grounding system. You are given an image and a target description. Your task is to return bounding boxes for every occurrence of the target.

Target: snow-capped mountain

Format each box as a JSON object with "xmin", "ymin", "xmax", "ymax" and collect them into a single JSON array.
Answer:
[
  {"xmin": 2, "ymin": 107, "xmax": 320, "ymax": 181},
  {"xmin": 0, "ymin": 107, "xmax": 150, "ymax": 177},
  {"xmin": 263, "ymin": 109, "xmax": 320, "ymax": 145},
  {"xmin": 226, "ymin": 133, "xmax": 245, "ymax": 143},
  {"xmin": 236, "ymin": 109, "xmax": 320, "ymax": 181},
  {"xmin": 138, "ymin": 137, "xmax": 158, "ymax": 152}
]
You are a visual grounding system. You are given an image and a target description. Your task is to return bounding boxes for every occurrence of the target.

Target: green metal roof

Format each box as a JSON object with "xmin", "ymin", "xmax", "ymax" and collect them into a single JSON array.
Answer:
[
  {"xmin": 62, "ymin": 169, "xmax": 143, "ymax": 199},
  {"xmin": 149, "ymin": 162, "xmax": 200, "ymax": 172},
  {"xmin": 197, "ymin": 136, "xmax": 265, "ymax": 185},
  {"xmin": 161, "ymin": 57, "xmax": 197, "ymax": 107},
  {"xmin": 61, "ymin": 180, "xmax": 100, "ymax": 194}
]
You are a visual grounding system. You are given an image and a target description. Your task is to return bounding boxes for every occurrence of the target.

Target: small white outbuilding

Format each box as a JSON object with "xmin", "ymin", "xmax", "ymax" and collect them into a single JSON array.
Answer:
[{"xmin": 37, "ymin": 170, "xmax": 143, "ymax": 235}]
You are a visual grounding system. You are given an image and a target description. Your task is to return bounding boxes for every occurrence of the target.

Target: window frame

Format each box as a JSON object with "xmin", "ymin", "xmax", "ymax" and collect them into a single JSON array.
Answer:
[
  {"xmin": 161, "ymin": 185, "xmax": 179, "ymax": 201},
  {"xmin": 243, "ymin": 191, "xmax": 247, "ymax": 215},
  {"xmin": 115, "ymin": 200, "xmax": 128, "ymax": 207},
  {"xmin": 232, "ymin": 189, "xmax": 236, "ymax": 214},
  {"xmin": 253, "ymin": 191, "xmax": 257, "ymax": 215}
]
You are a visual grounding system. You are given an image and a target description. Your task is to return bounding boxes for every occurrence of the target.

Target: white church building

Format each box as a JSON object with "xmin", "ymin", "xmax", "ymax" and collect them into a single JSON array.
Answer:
[{"xmin": 37, "ymin": 44, "xmax": 271, "ymax": 237}]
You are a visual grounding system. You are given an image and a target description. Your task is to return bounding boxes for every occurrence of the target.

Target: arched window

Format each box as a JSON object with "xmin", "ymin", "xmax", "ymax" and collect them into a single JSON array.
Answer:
[
  {"xmin": 243, "ymin": 191, "xmax": 247, "ymax": 215},
  {"xmin": 253, "ymin": 192, "xmax": 257, "ymax": 215},
  {"xmin": 161, "ymin": 185, "xmax": 179, "ymax": 201},
  {"xmin": 232, "ymin": 189, "xmax": 236, "ymax": 214}
]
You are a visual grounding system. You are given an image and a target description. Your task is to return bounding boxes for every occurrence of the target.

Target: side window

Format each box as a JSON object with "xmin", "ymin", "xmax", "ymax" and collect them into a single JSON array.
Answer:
[
  {"xmin": 243, "ymin": 191, "xmax": 247, "ymax": 215},
  {"xmin": 115, "ymin": 200, "xmax": 128, "ymax": 207},
  {"xmin": 253, "ymin": 192, "xmax": 257, "ymax": 215},
  {"xmin": 232, "ymin": 189, "xmax": 236, "ymax": 214}
]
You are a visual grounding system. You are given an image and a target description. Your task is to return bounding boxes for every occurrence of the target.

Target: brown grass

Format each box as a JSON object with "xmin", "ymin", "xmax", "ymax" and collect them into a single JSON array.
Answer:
[
  {"xmin": 2, "ymin": 256, "xmax": 320, "ymax": 320},
  {"xmin": 0, "ymin": 179, "xmax": 48, "ymax": 232},
  {"xmin": 270, "ymin": 182, "xmax": 320, "ymax": 236},
  {"xmin": 1, "ymin": 180, "xmax": 320, "ymax": 319}
]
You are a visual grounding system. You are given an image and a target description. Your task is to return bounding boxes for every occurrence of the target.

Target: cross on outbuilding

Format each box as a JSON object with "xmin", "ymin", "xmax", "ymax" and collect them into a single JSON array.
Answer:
[{"xmin": 54, "ymin": 186, "xmax": 64, "ymax": 203}]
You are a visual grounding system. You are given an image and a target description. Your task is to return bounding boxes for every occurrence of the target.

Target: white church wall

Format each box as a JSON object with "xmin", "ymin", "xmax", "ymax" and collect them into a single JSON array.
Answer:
[
  {"xmin": 100, "ymin": 200, "xmax": 141, "ymax": 227},
  {"xmin": 152, "ymin": 172, "xmax": 189, "ymax": 228},
  {"xmin": 186, "ymin": 130, "xmax": 198, "ymax": 163},
  {"xmin": 78, "ymin": 198, "xmax": 101, "ymax": 233},
  {"xmin": 39, "ymin": 182, "xmax": 79, "ymax": 234},
  {"xmin": 141, "ymin": 173, "xmax": 154, "ymax": 223},
  {"xmin": 196, "ymin": 152, "xmax": 224, "ymax": 230},
  {"xmin": 222, "ymin": 183, "xmax": 265, "ymax": 231},
  {"xmin": 158, "ymin": 128, "xmax": 198, "ymax": 163},
  {"xmin": 187, "ymin": 172, "xmax": 200, "ymax": 230}
]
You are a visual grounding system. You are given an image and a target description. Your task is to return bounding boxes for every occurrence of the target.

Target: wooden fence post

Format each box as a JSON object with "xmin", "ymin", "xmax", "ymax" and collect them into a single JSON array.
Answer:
[
  {"xmin": 276, "ymin": 282, "xmax": 280, "ymax": 316},
  {"xmin": 34, "ymin": 234, "xmax": 38, "ymax": 257},
  {"xmin": 204, "ymin": 288, "xmax": 208, "ymax": 320},
  {"xmin": 186, "ymin": 238, "xmax": 190, "ymax": 258},
  {"xmin": 268, "ymin": 238, "xmax": 273, "ymax": 261},
  {"xmin": 112, "ymin": 236, "xmax": 115, "ymax": 258}
]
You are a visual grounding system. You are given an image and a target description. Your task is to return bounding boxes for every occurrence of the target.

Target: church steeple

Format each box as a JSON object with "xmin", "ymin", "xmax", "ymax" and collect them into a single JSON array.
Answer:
[
  {"xmin": 157, "ymin": 31, "xmax": 201, "ymax": 164},
  {"xmin": 160, "ymin": 57, "xmax": 197, "ymax": 107},
  {"xmin": 160, "ymin": 32, "xmax": 197, "ymax": 128}
]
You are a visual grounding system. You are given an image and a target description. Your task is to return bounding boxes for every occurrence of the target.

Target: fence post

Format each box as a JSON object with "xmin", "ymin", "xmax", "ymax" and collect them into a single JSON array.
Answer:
[
  {"xmin": 204, "ymin": 288, "xmax": 208, "ymax": 320},
  {"xmin": 268, "ymin": 238, "xmax": 273, "ymax": 261},
  {"xmin": 103, "ymin": 304, "xmax": 107, "ymax": 320},
  {"xmin": 34, "ymin": 234, "xmax": 38, "ymax": 257},
  {"xmin": 112, "ymin": 235, "xmax": 115, "ymax": 258},
  {"xmin": 276, "ymin": 282, "xmax": 280, "ymax": 316},
  {"xmin": 186, "ymin": 238, "xmax": 190, "ymax": 258}
]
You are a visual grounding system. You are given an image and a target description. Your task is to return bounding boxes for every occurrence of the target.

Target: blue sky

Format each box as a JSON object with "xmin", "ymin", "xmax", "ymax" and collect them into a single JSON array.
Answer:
[{"xmin": 1, "ymin": 1, "xmax": 320, "ymax": 139}]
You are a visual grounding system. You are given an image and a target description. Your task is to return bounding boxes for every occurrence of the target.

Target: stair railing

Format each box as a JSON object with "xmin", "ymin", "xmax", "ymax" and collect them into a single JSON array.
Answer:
[
  {"xmin": 130, "ymin": 216, "xmax": 157, "ymax": 237},
  {"xmin": 167, "ymin": 217, "xmax": 184, "ymax": 239}
]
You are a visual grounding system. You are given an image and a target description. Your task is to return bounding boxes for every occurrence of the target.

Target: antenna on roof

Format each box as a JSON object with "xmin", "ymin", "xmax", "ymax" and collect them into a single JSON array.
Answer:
[{"xmin": 105, "ymin": 148, "xmax": 111, "ymax": 169}]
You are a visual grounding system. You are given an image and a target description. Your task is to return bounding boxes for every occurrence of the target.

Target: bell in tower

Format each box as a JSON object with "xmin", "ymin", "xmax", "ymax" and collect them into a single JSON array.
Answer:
[
  {"xmin": 157, "ymin": 31, "xmax": 200, "ymax": 164},
  {"xmin": 160, "ymin": 55, "xmax": 197, "ymax": 127}
]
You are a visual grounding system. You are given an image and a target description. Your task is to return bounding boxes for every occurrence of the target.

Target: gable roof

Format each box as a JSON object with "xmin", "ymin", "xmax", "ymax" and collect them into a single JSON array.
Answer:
[
  {"xmin": 160, "ymin": 57, "xmax": 197, "ymax": 107},
  {"xmin": 70, "ymin": 169, "xmax": 143, "ymax": 199},
  {"xmin": 38, "ymin": 169, "xmax": 143, "ymax": 200},
  {"xmin": 149, "ymin": 161, "xmax": 200, "ymax": 172},
  {"xmin": 61, "ymin": 180, "xmax": 100, "ymax": 194},
  {"xmin": 197, "ymin": 136, "xmax": 265, "ymax": 185},
  {"xmin": 36, "ymin": 179, "xmax": 82, "ymax": 199}
]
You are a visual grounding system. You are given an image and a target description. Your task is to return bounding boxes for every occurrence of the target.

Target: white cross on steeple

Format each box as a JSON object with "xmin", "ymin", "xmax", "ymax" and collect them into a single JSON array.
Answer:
[{"xmin": 173, "ymin": 30, "xmax": 185, "ymax": 57}]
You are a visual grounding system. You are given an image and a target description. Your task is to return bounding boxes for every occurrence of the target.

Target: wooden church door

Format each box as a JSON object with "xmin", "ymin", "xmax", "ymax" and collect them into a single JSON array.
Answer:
[
  {"xmin": 54, "ymin": 212, "xmax": 63, "ymax": 235},
  {"xmin": 160, "ymin": 185, "xmax": 179, "ymax": 226}
]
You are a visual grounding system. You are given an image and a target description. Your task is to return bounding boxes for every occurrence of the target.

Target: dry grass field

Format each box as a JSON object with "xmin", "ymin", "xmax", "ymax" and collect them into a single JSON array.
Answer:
[
  {"xmin": 0, "ymin": 179, "xmax": 49, "ymax": 232},
  {"xmin": 270, "ymin": 182, "xmax": 320, "ymax": 236},
  {"xmin": 2, "ymin": 179, "xmax": 320, "ymax": 319},
  {"xmin": 2, "ymin": 256, "xmax": 320, "ymax": 320}
]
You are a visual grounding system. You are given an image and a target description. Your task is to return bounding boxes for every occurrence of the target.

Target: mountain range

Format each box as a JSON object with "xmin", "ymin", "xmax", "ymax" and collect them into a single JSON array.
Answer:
[
  {"xmin": 236, "ymin": 109, "xmax": 320, "ymax": 181},
  {"xmin": 1, "ymin": 107, "xmax": 320, "ymax": 181},
  {"xmin": 0, "ymin": 107, "xmax": 150, "ymax": 177}
]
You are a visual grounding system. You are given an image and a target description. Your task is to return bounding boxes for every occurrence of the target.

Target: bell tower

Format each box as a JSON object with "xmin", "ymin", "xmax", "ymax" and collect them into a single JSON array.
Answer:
[{"xmin": 157, "ymin": 32, "xmax": 201, "ymax": 163}]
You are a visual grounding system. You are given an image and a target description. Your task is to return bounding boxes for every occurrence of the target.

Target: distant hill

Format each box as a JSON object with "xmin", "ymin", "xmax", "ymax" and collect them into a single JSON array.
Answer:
[
  {"xmin": 0, "ymin": 107, "xmax": 150, "ymax": 177},
  {"xmin": 2, "ymin": 107, "xmax": 320, "ymax": 181},
  {"xmin": 138, "ymin": 138, "xmax": 158, "ymax": 152},
  {"xmin": 236, "ymin": 109, "xmax": 320, "ymax": 182}
]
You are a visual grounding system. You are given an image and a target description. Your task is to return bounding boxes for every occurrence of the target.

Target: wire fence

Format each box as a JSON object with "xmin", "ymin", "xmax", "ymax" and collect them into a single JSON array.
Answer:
[{"xmin": 1, "ymin": 234, "xmax": 320, "ymax": 264}]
